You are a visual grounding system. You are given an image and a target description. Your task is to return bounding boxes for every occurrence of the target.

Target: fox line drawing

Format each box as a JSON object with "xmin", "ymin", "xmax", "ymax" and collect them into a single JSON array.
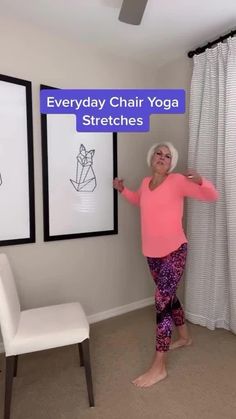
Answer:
[{"xmin": 70, "ymin": 144, "xmax": 97, "ymax": 192}]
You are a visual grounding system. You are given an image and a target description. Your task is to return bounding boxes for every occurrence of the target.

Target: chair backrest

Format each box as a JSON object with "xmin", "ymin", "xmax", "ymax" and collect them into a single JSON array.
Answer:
[{"xmin": 0, "ymin": 254, "xmax": 21, "ymax": 351}]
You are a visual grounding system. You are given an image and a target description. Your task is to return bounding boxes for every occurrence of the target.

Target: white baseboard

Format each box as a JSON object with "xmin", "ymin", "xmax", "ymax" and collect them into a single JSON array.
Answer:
[
  {"xmin": 88, "ymin": 296, "xmax": 154, "ymax": 324},
  {"xmin": 0, "ymin": 296, "xmax": 154, "ymax": 353}
]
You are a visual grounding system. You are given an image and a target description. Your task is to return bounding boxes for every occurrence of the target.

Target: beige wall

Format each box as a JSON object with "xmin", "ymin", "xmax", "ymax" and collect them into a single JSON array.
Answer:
[
  {"xmin": 151, "ymin": 55, "xmax": 192, "ymax": 169},
  {"xmin": 0, "ymin": 15, "xmax": 192, "ymax": 327}
]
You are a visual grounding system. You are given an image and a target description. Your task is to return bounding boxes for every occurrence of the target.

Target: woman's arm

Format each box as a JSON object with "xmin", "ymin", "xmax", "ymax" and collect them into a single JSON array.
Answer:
[
  {"xmin": 121, "ymin": 187, "xmax": 140, "ymax": 206},
  {"xmin": 178, "ymin": 172, "xmax": 219, "ymax": 201},
  {"xmin": 113, "ymin": 178, "xmax": 141, "ymax": 206}
]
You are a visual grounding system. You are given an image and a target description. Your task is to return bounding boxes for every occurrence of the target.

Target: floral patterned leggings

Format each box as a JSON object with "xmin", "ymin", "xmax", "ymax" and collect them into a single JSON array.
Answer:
[{"xmin": 147, "ymin": 243, "xmax": 188, "ymax": 352}]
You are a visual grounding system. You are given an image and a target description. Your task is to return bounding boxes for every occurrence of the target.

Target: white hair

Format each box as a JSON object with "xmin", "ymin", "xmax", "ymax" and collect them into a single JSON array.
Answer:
[{"xmin": 146, "ymin": 141, "xmax": 178, "ymax": 173}]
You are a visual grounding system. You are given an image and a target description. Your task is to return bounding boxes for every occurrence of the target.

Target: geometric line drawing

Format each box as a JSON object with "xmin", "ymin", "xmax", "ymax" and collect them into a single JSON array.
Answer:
[{"xmin": 70, "ymin": 144, "xmax": 97, "ymax": 192}]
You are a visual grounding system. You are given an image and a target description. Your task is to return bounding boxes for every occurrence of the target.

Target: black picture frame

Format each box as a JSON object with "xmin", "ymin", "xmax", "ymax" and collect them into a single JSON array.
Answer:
[
  {"xmin": 0, "ymin": 74, "xmax": 35, "ymax": 246},
  {"xmin": 40, "ymin": 84, "xmax": 118, "ymax": 242}
]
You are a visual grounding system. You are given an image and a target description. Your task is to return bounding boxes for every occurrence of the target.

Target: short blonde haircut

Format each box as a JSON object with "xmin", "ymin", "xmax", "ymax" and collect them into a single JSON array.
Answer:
[{"xmin": 147, "ymin": 141, "xmax": 178, "ymax": 173}]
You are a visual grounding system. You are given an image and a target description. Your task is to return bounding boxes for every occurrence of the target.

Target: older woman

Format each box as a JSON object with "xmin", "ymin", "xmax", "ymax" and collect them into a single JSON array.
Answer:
[{"xmin": 113, "ymin": 141, "xmax": 219, "ymax": 388}]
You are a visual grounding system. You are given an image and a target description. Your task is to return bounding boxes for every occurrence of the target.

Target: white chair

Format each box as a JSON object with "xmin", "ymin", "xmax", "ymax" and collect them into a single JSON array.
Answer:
[{"xmin": 0, "ymin": 253, "xmax": 94, "ymax": 419}]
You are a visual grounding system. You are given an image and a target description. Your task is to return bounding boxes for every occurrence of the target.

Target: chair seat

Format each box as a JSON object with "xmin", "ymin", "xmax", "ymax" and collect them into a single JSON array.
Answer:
[{"xmin": 7, "ymin": 302, "xmax": 89, "ymax": 356}]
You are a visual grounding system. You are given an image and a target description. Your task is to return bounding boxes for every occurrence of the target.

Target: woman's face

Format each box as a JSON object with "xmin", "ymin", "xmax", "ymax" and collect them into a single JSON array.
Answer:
[{"xmin": 151, "ymin": 145, "xmax": 172, "ymax": 174}]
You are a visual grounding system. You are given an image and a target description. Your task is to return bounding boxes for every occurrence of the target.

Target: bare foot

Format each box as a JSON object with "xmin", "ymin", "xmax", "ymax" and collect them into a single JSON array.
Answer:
[
  {"xmin": 169, "ymin": 338, "xmax": 192, "ymax": 350},
  {"xmin": 132, "ymin": 368, "xmax": 167, "ymax": 388}
]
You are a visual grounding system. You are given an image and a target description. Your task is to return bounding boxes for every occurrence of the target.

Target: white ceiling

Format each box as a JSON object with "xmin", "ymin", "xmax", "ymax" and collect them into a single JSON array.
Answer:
[{"xmin": 1, "ymin": 0, "xmax": 236, "ymax": 67}]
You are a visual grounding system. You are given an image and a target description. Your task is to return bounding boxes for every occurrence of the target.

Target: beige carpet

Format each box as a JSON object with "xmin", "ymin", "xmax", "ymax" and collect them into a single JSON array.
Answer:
[{"xmin": 0, "ymin": 306, "xmax": 236, "ymax": 419}]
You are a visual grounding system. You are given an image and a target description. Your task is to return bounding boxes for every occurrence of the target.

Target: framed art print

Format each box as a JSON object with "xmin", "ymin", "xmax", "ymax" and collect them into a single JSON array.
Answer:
[
  {"xmin": 41, "ymin": 85, "xmax": 118, "ymax": 241},
  {"xmin": 0, "ymin": 74, "xmax": 35, "ymax": 246}
]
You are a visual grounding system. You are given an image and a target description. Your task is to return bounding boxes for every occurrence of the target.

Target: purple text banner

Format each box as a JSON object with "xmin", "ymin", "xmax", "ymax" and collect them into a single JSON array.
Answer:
[{"xmin": 40, "ymin": 89, "xmax": 185, "ymax": 132}]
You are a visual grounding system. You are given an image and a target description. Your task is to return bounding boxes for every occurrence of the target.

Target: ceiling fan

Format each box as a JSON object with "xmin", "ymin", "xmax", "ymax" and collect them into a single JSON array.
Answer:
[{"xmin": 118, "ymin": 0, "xmax": 148, "ymax": 25}]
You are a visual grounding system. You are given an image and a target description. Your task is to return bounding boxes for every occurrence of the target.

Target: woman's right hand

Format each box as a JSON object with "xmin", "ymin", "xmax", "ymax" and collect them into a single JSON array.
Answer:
[{"xmin": 113, "ymin": 178, "xmax": 124, "ymax": 193}]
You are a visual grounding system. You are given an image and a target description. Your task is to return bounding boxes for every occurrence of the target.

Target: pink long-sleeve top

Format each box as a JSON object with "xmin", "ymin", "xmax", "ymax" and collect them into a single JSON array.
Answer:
[{"xmin": 121, "ymin": 173, "xmax": 219, "ymax": 258}]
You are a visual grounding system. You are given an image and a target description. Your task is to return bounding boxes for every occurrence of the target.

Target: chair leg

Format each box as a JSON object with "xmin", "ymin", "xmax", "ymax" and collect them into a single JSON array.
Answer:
[
  {"xmin": 78, "ymin": 343, "xmax": 84, "ymax": 367},
  {"xmin": 4, "ymin": 356, "xmax": 15, "ymax": 419},
  {"xmin": 81, "ymin": 339, "xmax": 95, "ymax": 407},
  {"xmin": 13, "ymin": 355, "xmax": 18, "ymax": 378}
]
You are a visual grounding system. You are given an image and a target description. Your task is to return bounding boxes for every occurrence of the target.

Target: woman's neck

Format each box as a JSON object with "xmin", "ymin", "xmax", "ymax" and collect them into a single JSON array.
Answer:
[{"xmin": 151, "ymin": 172, "xmax": 168, "ymax": 185}]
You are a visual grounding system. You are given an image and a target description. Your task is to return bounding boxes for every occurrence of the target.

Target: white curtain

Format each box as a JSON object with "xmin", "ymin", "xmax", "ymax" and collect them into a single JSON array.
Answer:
[{"xmin": 185, "ymin": 37, "xmax": 236, "ymax": 333}]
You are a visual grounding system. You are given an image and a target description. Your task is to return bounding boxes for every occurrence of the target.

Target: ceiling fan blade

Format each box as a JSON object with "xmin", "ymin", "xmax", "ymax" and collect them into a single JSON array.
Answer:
[{"xmin": 118, "ymin": 0, "xmax": 148, "ymax": 25}]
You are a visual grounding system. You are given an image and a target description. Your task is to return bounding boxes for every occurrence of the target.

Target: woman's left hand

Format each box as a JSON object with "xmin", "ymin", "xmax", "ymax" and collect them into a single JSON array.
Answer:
[{"xmin": 184, "ymin": 169, "xmax": 202, "ymax": 185}]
